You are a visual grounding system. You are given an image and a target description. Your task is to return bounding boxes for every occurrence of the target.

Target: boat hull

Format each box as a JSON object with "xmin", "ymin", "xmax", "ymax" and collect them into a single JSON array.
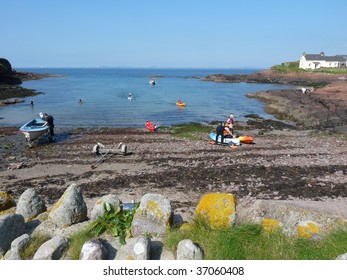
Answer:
[{"xmin": 20, "ymin": 118, "xmax": 49, "ymax": 141}]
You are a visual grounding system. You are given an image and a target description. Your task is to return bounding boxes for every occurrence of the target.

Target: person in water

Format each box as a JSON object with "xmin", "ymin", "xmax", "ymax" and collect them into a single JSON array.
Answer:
[{"xmin": 43, "ymin": 113, "xmax": 55, "ymax": 142}]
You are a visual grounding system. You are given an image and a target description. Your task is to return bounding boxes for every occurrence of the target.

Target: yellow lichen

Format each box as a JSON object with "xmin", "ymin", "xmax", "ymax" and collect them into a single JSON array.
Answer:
[
  {"xmin": 147, "ymin": 200, "xmax": 164, "ymax": 219},
  {"xmin": 0, "ymin": 192, "xmax": 16, "ymax": 211},
  {"xmin": 297, "ymin": 221, "xmax": 320, "ymax": 239},
  {"xmin": 261, "ymin": 219, "xmax": 282, "ymax": 234},
  {"xmin": 196, "ymin": 193, "xmax": 236, "ymax": 228},
  {"xmin": 180, "ymin": 223, "xmax": 192, "ymax": 231}
]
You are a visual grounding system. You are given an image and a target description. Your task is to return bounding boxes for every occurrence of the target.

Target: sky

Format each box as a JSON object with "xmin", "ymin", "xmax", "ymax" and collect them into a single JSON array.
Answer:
[{"xmin": 1, "ymin": 0, "xmax": 346, "ymax": 68}]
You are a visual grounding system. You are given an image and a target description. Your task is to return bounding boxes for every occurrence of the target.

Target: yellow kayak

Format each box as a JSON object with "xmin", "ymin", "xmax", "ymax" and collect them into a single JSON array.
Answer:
[{"xmin": 176, "ymin": 102, "xmax": 186, "ymax": 107}]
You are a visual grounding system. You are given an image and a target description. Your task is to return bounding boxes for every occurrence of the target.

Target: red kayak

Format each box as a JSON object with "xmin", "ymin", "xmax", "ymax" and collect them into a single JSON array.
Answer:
[{"xmin": 145, "ymin": 121, "xmax": 157, "ymax": 132}]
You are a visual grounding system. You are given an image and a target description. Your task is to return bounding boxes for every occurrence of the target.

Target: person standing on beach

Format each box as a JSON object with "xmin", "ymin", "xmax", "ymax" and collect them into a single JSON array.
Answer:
[
  {"xmin": 226, "ymin": 114, "xmax": 235, "ymax": 134},
  {"xmin": 43, "ymin": 113, "xmax": 55, "ymax": 142}
]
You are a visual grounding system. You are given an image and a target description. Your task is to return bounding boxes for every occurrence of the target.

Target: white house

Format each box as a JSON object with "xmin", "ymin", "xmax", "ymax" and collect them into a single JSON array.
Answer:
[{"xmin": 299, "ymin": 52, "xmax": 347, "ymax": 69}]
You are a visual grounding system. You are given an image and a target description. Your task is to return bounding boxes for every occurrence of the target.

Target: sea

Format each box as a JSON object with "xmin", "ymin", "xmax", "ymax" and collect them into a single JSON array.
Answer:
[{"xmin": 0, "ymin": 68, "xmax": 298, "ymax": 128}]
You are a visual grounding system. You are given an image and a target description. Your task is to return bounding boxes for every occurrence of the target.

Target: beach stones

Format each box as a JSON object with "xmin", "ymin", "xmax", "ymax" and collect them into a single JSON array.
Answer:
[
  {"xmin": 177, "ymin": 239, "xmax": 203, "ymax": 260},
  {"xmin": 79, "ymin": 239, "xmax": 108, "ymax": 260},
  {"xmin": 196, "ymin": 193, "xmax": 237, "ymax": 228}
]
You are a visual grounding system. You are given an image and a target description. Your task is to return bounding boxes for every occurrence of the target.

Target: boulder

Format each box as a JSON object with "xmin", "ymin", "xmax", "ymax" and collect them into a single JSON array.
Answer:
[
  {"xmin": 196, "ymin": 193, "xmax": 237, "ymax": 228},
  {"xmin": 90, "ymin": 194, "xmax": 122, "ymax": 220},
  {"xmin": 4, "ymin": 233, "xmax": 31, "ymax": 260},
  {"xmin": 0, "ymin": 191, "xmax": 16, "ymax": 212},
  {"xmin": 33, "ymin": 236, "xmax": 69, "ymax": 260},
  {"xmin": 79, "ymin": 239, "xmax": 108, "ymax": 260},
  {"xmin": 16, "ymin": 188, "xmax": 46, "ymax": 221},
  {"xmin": 0, "ymin": 214, "xmax": 26, "ymax": 256},
  {"xmin": 131, "ymin": 193, "xmax": 172, "ymax": 237},
  {"xmin": 336, "ymin": 253, "xmax": 347, "ymax": 260},
  {"xmin": 48, "ymin": 184, "xmax": 87, "ymax": 227},
  {"xmin": 297, "ymin": 221, "xmax": 321, "ymax": 240},
  {"xmin": 128, "ymin": 235, "xmax": 151, "ymax": 260},
  {"xmin": 177, "ymin": 239, "xmax": 203, "ymax": 260}
]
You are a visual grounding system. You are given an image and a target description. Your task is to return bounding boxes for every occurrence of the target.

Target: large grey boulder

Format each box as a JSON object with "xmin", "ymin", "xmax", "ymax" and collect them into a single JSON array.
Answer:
[
  {"xmin": 16, "ymin": 188, "xmax": 46, "ymax": 221},
  {"xmin": 131, "ymin": 193, "xmax": 172, "ymax": 237},
  {"xmin": 4, "ymin": 233, "xmax": 31, "ymax": 260},
  {"xmin": 79, "ymin": 239, "xmax": 108, "ymax": 260},
  {"xmin": 33, "ymin": 236, "xmax": 69, "ymax": 260},
  {"xmin": 0, "ymin": 214, "xmax": 26, "ymax": 257},
  {"xmin": 90, "ymin": 194, "xmax": 122, "ymax": 220},
  {"xmin": 177, "ymin": 239, "xmax": 203, "ymax": 260},
  {"xmin": 48, "ymin": 184, "xmax": 87, "ymax": 227}
]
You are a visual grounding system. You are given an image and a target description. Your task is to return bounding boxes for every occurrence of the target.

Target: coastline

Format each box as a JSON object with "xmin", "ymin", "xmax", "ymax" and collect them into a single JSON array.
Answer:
[{"xmin": 1, "ymin": 68, "xmax": 347, "ymax": 225}]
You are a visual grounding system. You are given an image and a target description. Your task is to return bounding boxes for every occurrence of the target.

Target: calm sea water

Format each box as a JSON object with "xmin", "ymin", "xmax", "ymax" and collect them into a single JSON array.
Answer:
[{"xmin": 0, "ymin": 68, "xmax": 297, "ymax": 128}]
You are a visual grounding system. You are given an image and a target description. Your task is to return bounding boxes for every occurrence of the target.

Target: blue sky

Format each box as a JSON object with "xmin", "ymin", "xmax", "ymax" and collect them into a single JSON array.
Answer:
[{"xmin": 1, "ymin": 0, "xmax": 346, "ymax": 68}]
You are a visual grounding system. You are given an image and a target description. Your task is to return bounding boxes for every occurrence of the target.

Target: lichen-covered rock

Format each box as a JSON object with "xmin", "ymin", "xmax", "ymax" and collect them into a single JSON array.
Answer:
[
  {"xmin": 297, "ymin": 221, "xmax": 321, "ymax": 239},
  {"xmin": 79, "ymin": 239, "xmax": 108, "ymax": 260},
  {"xmin": 4, "ymin": 233, "xmax": 31, "ymax": 260},
  {"xmin": 16, "ymin": 188, "xmax": 46, "ymax": 221},
  {"xmin": 261, "ymin": 218, "xmax": 283, "ymax": 234},
  {"xmin": 0, "ymin": 214, "xmax": 25, "ymax": 256},
  {"xmin": 48, "ymin": 184, "xmax": 87, "ymax": 227},
  {"xmin": 90, "ymin": 194, "xmax": 122, "ymax": 220},
  {"xmin": 177, "ymin": 239, "xmax": 203, "ymax": 260},
  {"xmin": 196, "ymin": 193, "xmax": 237, "ymax": 228},
  {"xmin": 33, "ymin": 236, "xmax": 69, "ymax": 260},
  {"xmin": 131, "ymin": 193, "xmax": 172, "ymax": 237},
  {"xmin": 0, "ymin": 191, "xmax": 16, "ymax": 211}
]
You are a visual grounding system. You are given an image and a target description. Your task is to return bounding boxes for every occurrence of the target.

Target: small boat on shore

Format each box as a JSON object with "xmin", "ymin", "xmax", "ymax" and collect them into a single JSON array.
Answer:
[
  {"xmin": 20, "ymin": 118, "xmax": 48, "ymax": 141},
  {"xmin": 145, "ymin": 121, "xmax": 157, "ymax": 132}
]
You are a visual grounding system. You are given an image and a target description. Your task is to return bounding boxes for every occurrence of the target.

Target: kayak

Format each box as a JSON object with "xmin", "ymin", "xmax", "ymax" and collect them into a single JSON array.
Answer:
[
  {"xmin": 209, "ymin": 133, "xmax": 241, "ymax": 146},
  {"xmin": 145, "ymin": 121, "xmax": 157, "ymax": 132},
  {"xmin": 238, "ymin": 135, "xmax": 254, "ymax": 144},
  {"xmin": 176, "ymin": 102, "xmax": 186, "ymax": 107}
]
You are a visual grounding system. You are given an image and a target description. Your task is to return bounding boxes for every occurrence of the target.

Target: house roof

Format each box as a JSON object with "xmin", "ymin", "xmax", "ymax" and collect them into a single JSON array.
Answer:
[{"xmin": 304, "ymin": 53, "xmax": 346, "ymax": 62}]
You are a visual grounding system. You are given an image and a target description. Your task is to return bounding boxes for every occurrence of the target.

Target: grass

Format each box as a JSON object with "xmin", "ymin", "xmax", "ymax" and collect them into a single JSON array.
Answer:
[
  {"xmin": 271, "ymin": 62, "xmax": 347, "ymax": 75},
  {"xmin": 162, "ymin": 123, "xmax": 213, "ymax": 140},
  {"xmin": 164, "ymin": 218, "xmax": 347, "ymax": 260},
  {"xmin": 66, "ymin": 229, "xmax": 96, "ymax": 260},
  {"xmin": 20, "ymin": 234, "xmax": 50, "ymax": 260}
]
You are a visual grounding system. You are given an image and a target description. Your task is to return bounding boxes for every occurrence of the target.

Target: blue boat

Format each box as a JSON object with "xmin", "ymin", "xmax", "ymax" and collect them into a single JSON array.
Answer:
[{"xmin": 19, "ymin": 118, "xmax": 49, "ymax": 141}]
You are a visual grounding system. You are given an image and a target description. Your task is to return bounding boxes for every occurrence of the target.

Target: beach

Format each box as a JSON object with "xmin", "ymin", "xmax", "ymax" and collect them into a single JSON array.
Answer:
[{"xmin": 1, "ymin": 69, "xmax": 347, "ymax": 222}]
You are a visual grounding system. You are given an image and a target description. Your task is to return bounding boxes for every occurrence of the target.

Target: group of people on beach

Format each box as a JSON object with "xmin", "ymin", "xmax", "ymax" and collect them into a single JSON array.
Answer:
[{"xmin": 215, "ymin": 114, "xmax": 235, "ymax": 144}]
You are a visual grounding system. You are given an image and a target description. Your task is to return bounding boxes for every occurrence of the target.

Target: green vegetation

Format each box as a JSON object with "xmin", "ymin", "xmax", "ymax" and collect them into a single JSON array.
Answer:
[
  {"xmin": 66, "ymin": 229, "xmax": 96, "ymax": 260},
  {"xmin": 162, "ymin": 123, "xmax": 212, "ymax": 140},
  {"xmin": 87, "ymin": 202, "xmax": 139, "ymax": 245},
  {"xmin": 271, "ymin": 61, "xmax": 347, "ymax": 75},
  {"xmin": 164, "ymin": 218, "xmax": 347, "ymax": 260},
  {"xmin": 20, "ymin": 234, "xmax": 50, "ymax": 260}
]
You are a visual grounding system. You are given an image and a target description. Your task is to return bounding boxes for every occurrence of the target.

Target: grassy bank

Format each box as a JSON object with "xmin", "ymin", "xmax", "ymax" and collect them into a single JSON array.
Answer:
[{"xmin": 164, "ymin": 218, "xmax": 347, "ymax": 260}]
